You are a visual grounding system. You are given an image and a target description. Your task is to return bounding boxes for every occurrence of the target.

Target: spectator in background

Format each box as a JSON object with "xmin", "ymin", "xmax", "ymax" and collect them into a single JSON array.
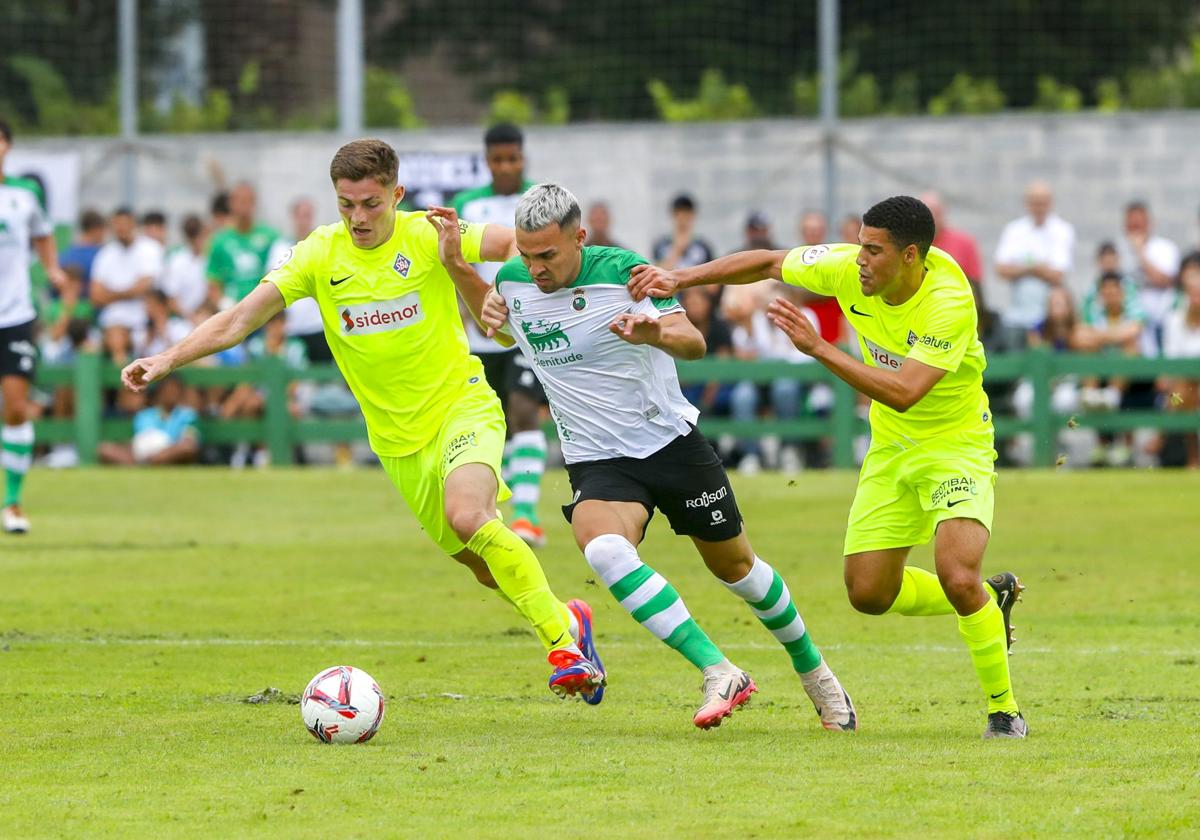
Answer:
[
  {"xmin": 210, "ymin": 191, "xmax": 231, "ymax": 231},
  {"xmin": 134, "ymin": 289, "xmax": 191, "ymax": 359},
  {"xmin": 921, "ymin": 191, "xmax": 983, "ymax": 287},
  {"xmin": 584, "ymin": 201, "xmax": 623, "ymax": 248},
  {"xmin": 795, "ymin": 209, "xmax": 842, "ymax": 345},
  {"xmin": 207, "ymin": 182, "xmax": 279, "ymax": 304},
  {"xmin": 140, "ymin": 210, "xmax": 168, "ymax": 247},
  {"xmin": 41, "ymin": 265, "xmax": 95, "ymax": 363},
  {"xmin": 266, "ymin": 196, "xmax": 329, "ymax": 363},
  {"xmin": 59, "ymin": 209, "xmax": 107, "ymax": 296},
  {"xmin": 838, "ymin": 213, "xmax": 861, "ymax": 244},
  {"xmin": 160, "ymin": 214, "xmax": 211, "ymax": 318},
  {"xmin": 91, "ymin": 207, "xmax": 164, "ymax": 365},
  {"xmin": 98, "ymin": 375, "xmax": 199, "ymax": 466},
  {"xmin": 994, "ymin": 180, "xmax": 1075, "ymax": 348},
  {"xmin": 1161, "ymin": 253, "xmax": 1200, "ymax": 467},
  {"xmin": 735, "ymin": 211, "xmax": 777, "ymax": 252},
  {"xmin": 1117, "ymin": 200, "xmax": 1180, "ymax": 357},
  {"xmin": 678, "ymin": 287, "xmax": 735, "ymax": 420},
  {"xmin": 652, "ymin": 194, "xmax": 714, "ymax": 270}
]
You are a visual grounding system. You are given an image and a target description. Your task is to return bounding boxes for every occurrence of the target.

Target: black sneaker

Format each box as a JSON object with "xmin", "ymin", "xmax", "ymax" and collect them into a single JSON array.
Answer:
[
  {"xmin": 987, "ymin": 572, "xmax": 1024, "ymax": 651},
  {"xmin": 983, "ymin": 711, "xmax": 1028, "ymax": 739}
]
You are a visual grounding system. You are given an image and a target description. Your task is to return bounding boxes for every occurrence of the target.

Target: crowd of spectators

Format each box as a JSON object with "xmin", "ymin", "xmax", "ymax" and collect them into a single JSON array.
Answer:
[{"xmin": 27, "ymin": 182, "xmax": 1200, "ymax": 472}]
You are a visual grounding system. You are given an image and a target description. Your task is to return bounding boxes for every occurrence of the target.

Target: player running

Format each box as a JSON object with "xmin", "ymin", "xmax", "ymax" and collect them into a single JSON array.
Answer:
[
  {"xmin": 447, "ymin": 183, "xmax": 855, "ymax": 731},
  {"xmin": 450, "ymin": 124, "xmax": 550, "ymax": 547},
  {"xmin": 629, "ymin": 196, "xmax": 1026, "ymax": 739},
  {"xmin": 121, "ymin": 139, "xmax": 603, "ymax": 700},
  {"xmin": 0, "ymin": 119, "xmax": 67, "ymax": 534}
]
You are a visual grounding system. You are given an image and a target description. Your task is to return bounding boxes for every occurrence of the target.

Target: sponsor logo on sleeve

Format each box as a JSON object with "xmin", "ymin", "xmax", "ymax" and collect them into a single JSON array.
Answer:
[
  {"xmin": 340, "ymin": 292, "xmax": 423, "ymax": 335},
  {"xmin": 269, "ymin": 247, "xmax": 293, "ymax": 271},
  {"xmin": 918, "ymin": 334, "xmax": 952, "ymax": 351},
  {"xmin": 800, "ymin": 245, "xmax": 830, "ymax": 265}
]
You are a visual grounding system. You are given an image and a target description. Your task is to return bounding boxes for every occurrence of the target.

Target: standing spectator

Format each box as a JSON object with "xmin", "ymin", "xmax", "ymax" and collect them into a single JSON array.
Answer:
[
  {"xmin": 652, "ymin": 194, "xmax": 714, "ymax": 270},
  {"xmin": 209, "ymin": 192, "xmax": 231, "ymax": 231},
  {"xmin": 1161, "ymin": 253, "xmax": 1200, "ymax": 467},
  {"xmin": 794, "ymin": 209, "xmax": 842, "ymax": 345},
  {"xmin": 838, "ymin": 213, "xmax": 861, "ymax": 244},
  {"xmin": 734, "ymin": 211, "xmax": 777, "ymax": 252},
  {"xmin": 267, "ymin": 196, "xmax": 329, "ymax": 363},
  {"xmin": 160, "ymin": 214, "xmax": 211, "ymax": 318},
  {"xmin": 678, "ymin": 287, "xmax": 735, "ymax": 419},
  {"xmin": 921, "ymin": 191, "xmax": 984, "ymax": 287},
  {"xmin": 59, "ymin": 209, "xmax": 107, "ymax": 296},
  {"xmin": 140, "ymin": 210, "xmax": 168, "ymax": 247},
  {"xmin": 206, "ymin": 182, "xmax": 280, "ymax": 305},
  {"xmin": 584, "ymin": 201, "xmax": 623, "ymax": 248},
  {"xmin": 0, "ymin": 118, "xmax": 68, "ymax": 533},
  {"xmin": 1117, "ymin": 200, "xmax": 1180, "ymax": 357},
  {"xmin": 134, "ymin": 290, "xmax": 192, "ymax": 358},
  {"xmin": 98, "ymin": 376, "xmax": 199, "ymax": 466},
  {"xmin": 91, "ymin": 207, "xmax": 164, "ymax": 365},
  {"xmin": 994, "ymin": 180, "xmax": 1075, "ymax": 347}
]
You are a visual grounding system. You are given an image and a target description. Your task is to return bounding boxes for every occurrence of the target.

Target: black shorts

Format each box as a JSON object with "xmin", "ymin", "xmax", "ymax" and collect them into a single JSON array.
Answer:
[
  {"xmin": 0, "ymin": 320, "xmax": 37, "ymax": 381},
  {"xmin": 479, "ymin": 349, "xmax": 547, "ymax": 408},
  {"xmin": 563, "ymin": 426, "xmax": 743, "ymax": 542}
]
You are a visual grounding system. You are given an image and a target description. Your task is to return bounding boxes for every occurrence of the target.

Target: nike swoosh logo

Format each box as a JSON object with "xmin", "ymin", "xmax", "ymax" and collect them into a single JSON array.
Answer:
[
  {"xmin": 330, "ymin": 274, "xmax": 352, "ymax": 286},
  {"xmin": 849, "ymin": 304, "xmax": 872, "ymax": 317},
  {"xmin": 947, "ymin": 498, "xmax": 968, "ymax": 508},
  {"xmin": 990, "ymin": 690, "xmax": 1009, "ymax": 699},
  {"xmin": 997, "ymin": 591, "xmax": 1010, "ymax": 609},
  {"xmin": 550, "ymin": 633, "xmax": 566, "ymax": 646}
]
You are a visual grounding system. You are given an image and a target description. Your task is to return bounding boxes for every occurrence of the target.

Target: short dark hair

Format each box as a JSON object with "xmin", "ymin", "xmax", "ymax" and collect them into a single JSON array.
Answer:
[
  {"xmin": 330, "ymin": 138, "xmax": 399, "ymax": 186},
  {"xmin": 79, "ymin": 209, "xmax": 106, "ymax": 231},
  {"xmin": 210, "ymin": 192, "xmax": 230, "ymax": 216},
  {"xmin": 181, "ymin": 214, "xmax": 205, "ymax": 240},
  {"xmin": 1098, "ymin": 270, "xmax": 1125, "ymax": 287},
  {"xmin": 112, "ymin": 206, "xmax": 135, "ymax": 218},
  {"xmin": 142, "ymin": 210, "xmax": 167, "ymax": 227},
  {"xmin": 862, "ymin": 196, "xmax": 935, "ymax": 258},
  {"xmin": 484, "ymin": 123, "xmax": 523, "ymax": 148},
  {"xmin": 671, "ymin": 194, "xmax": 696, "ymax": 213},
  {"xmin": 1125, "ymin": 200, "xmax": 1148, "ymax": 215},
  {"xmin": 1096, "ymin": 240, "xmax": 1117, "ymax": 258},
  {"xmin": 0, "ymin": 119, "xmax": 11, "ymax": 143},
  {"xmin": 1181, "ymin": 251, "xmax": 1200, "ymax": 274}
]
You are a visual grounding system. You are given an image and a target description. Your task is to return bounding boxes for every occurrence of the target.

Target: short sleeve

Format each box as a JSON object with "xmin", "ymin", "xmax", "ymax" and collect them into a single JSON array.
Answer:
[
  {"xmin": 459, "ymin": 219, "xmax": 485, "ymax": 263},
  {"xmin": 27, "ymin": 194, "xmax": 52, "ymax": 238},
  {"xmin": 139, "ymin": 241, "xmax": 165, "ymax": 279},
  {"xmin": 262, "ymin": 233, "xmax": 317, "ymax": 305},
  {"xmin": 993, "ymin": 221, "xmax": 1023, "ymax": 265},
  {"xmin": 650, "ymin": 295, "xmax": 683, "ymax": 315},
  {"xmin": 494, "ymin": 257, "xmax": 527, "ymax": 294},
  {"xmin": 907, "ymin": 293, "xmax": 975, "ymax": 373},
  {"xmin": 780, "ymin": 243, "xmax": 858, "ymax": 296}
]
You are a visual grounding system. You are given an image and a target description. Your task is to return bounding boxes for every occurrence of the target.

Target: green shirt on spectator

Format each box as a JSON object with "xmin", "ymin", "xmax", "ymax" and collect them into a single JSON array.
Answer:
[{"xmin": 207, "ymin": 223, "xmax": 280, "ymax": 302}]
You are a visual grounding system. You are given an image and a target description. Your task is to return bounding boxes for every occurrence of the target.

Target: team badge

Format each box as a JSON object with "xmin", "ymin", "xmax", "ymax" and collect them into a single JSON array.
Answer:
[
  {"xmin": 800, "ymin": 245, "xmax": 830, "ymax": 265},
  {"xmin": 907, "ymin": 330, "xmax": 918, "ymax": 347},
  {"xmin": 512, "ymin": 298, "xmax": 522, "ymax": 313},
  {"xmin": 572, "ymin": 290, "xmax": 587, "ymax": 311},
  {"xmin": 393, "ymin": 253, "xmax": 411, "ymax": 277}
]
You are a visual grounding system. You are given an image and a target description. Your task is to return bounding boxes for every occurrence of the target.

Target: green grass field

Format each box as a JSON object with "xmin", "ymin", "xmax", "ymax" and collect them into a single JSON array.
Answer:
[{"xmin": 3, "ymin": 468, "xmax": 1198, "ymax": 838}]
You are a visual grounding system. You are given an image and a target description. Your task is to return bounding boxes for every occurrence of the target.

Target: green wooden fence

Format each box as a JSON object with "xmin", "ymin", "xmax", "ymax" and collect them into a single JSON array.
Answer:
[{"xmin": 32, "ymin": 352, "xmax": 1200, "ymax": 467}]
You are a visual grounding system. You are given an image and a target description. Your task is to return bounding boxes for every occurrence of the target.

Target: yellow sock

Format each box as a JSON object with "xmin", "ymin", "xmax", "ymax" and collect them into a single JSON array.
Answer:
[
  {"xmin": 886, "ymin": 566, "xmax": 955, "ymax": 616},
  {"xmin": 958, "ymin": 600, "xmax": 1019, "ymax": 714},
  {"xmin": 466, "ymin": 519, "xmax": 575, "ymax": 653}
]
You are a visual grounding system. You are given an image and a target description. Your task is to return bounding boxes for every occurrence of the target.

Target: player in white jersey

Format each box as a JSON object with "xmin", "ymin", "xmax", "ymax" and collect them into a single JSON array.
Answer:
[
  {"xmin": 450, "ymin": 123, "xmax": 550, "ymax": 547},
  {"xmin": 449, "ymin": 183, "xmax": 855, "ymax": 730},
  {"xmin": 0, "ymin": 120, "xmax": 67, "ymax": 534}
]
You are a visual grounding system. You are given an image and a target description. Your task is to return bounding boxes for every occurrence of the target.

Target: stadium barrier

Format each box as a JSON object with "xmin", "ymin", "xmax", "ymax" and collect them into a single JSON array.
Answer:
[{"xmin": 34, "ymin": 352, "xmax": 1200, "ymax": 467}]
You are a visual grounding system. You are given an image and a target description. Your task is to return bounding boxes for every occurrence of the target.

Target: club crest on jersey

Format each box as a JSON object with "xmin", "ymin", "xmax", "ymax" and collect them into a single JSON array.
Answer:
[
  {"xmin": 519, "ymin": 319, "xmax": 571, "ymax": 352},
  {"xmin": 907, "ymin": 330, "xmax": 918, "ymax": 347},
  {"xmin": 512, "ymin": 298, "xmax": 522, "ymax": 313},
  {"xmin": 572, "ymin": 290, "xmax": 587, "ymax": 311},
  {"xmin": 393, "ymin": 252, "xmax": 411, "ymax": 277}
]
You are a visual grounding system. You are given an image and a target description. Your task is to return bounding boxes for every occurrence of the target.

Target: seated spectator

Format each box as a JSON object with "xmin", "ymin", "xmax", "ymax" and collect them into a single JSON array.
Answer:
[
  {"xmin": 135, "ymin": 289, "xmax": 192, "ymax": 358},
  {"xmin": 141, "ymin": 210, "xmax": 168, "ymax": 247},
  {"xmin": 160, "ymin": 214, "xmax": 212, "ymax": 317},
  {"xmin": 40, "ymin": 265, "xmax": 96, "ymax": 364},
  {"xmin": 1078, "ymin": 271, "xmax": 1146, "ymax": 466},
  {"xmin": 91, "ymin": 207, "xmax": 164, "ymax": 365},
  {"xmin": 584, "ymin": 202, "xmax": 623, "ymax": 249},
  {"xmin": 734, "ymin": 212, "xmax": 778, "ymax": 252},
  {"xmin": 678, "ymin": 287, "xmax": 735, "ymax": 418},
  {"xmin": 922, "ymin": 190, "xmax": 984, "ymax": 288},
  {"xmin": 795, "ymin": 210, "xmax": 842, "ymax": 345},
  {"xmin": 1117, "ymin": 200, "xmax": 1180, "ymax": 357},
  {"xmin": 652, "ymin": 194, "xmax": 714, "ymax": 270},
  {"xmin": 98, "ymin": 376, "xmax": 199, "ymax": 466},
  {"xmin": 1161, "ymin": 254, "xmax": 1200, "ymax": 467},
  {"xmin": 58, "ymin": 209, "xmax": 107, "ymax": 296},
  {"xmin": 838, "ymin": 213, "xmax": 862, "ymax": 244}
]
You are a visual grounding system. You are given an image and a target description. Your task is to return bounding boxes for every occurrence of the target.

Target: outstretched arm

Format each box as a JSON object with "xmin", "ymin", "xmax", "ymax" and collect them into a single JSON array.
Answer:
[
  {"xmin": 121, "ymin": 283, "xmax": 285, "ymax": 391},
  {"xmin": 427, "ymin": 206, "xmax": 515, "ymax": 348},
  {"xmin": 628, "ymin": 249, "xmax": 790, "ymax": 300}
]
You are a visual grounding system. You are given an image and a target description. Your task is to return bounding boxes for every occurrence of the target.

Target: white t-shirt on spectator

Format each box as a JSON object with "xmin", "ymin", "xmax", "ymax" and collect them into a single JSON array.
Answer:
[
  {"xmin": 267, "ymin": 239, "xmax": 323, "ymax": 337},
  {"xmin": 93, "ymin": 236, "xmax": 164, "ymax": 330},
  {"xmin": 731, "ymin": 309, "xmax": 818, "ymax": 364},
  {"xmin": 1117, "ymin": 235, "xmax": 1181, "ymax": 329},
  {"xmin": 1162, "ymin": 309, "xmax": 1200, "ymax": 359},
  {"xmin": 134, "ymin": 317, "xmax": 192, "ymax": 358},
  {"xmin": 993, "ymin": 213, "xmax": 1075, "ymax": 329},
  {"xmin": 159, "ymin": 246, "xmax": 209, "ymax": 317}
]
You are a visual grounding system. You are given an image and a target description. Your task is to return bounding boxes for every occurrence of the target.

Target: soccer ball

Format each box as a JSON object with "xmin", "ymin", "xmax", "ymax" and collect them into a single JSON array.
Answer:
[
  {"xmin": 131, "ymin": 427, "xmax": 172, "ymax": 463},
  {"xmin": 300, "ymin": 665, "xmax": 385, "ymax": 744}
]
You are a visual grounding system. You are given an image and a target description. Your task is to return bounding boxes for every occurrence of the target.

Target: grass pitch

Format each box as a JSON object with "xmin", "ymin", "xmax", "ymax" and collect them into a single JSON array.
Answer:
[{"xmin": 3, "ymin": 468, "xmax": 1198, "ymax": 838}]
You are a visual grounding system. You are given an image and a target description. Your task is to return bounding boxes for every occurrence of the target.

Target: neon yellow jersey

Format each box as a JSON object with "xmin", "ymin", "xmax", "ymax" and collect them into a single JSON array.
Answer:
[
  {"xmin": 264, "ymin": 211, "xmax": 487, "ymax": 456},
  {"xmin": 781, "ymin": 243, "xmax": 991, "ymax": 443}
]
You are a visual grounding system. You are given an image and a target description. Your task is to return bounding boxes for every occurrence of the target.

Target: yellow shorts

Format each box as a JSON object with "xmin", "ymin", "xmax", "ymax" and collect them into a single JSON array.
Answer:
[
  {"xmin": 843, "ymin": 430, "xmax": 997, "ymax": 556},
  {"xmin": 379, "ymin": 376, "xmax": 510, "ymax": 556}
]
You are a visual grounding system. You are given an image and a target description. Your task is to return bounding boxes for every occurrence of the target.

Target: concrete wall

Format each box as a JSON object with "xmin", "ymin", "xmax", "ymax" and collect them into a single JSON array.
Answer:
[{"xmin": 26, "ymin": 111, "xmax": 1200, "ymax": 310}]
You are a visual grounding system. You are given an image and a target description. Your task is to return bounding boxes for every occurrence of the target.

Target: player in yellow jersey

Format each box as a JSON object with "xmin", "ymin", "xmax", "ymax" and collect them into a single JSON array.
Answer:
[
  {"xmin": 121, "ymin": 139, "xmax": 605, "ymax": 700},
  {"xmin": 629, "ymin": 196, "xmax": 1027, "ymax": 739}
]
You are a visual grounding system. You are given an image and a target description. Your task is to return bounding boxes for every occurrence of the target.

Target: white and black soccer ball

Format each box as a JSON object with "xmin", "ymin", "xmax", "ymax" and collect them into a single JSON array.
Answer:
[{"xmin": 300, "ymin": 665, "xmax": 385, "ymax": 744}]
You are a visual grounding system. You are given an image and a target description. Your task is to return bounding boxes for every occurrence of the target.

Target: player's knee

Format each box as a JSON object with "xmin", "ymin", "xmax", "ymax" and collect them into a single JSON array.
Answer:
[
  {"xmin": 445, "ymin": 505, "xmax": 490, "ymax": 543},
  {"xmin": 938, "ymin": 570, "xmax": 983, "ymax": 610},
  {"xmin": 582, "ymin": 533, "xmax": 637, "ymax": 577},
  {"xmin": 845, "ymin": 577, "xmax": 893, "ymax": 615}
]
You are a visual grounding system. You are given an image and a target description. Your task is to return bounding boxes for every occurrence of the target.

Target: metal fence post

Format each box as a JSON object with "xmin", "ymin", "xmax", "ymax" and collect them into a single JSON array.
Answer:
[
  {"xmin": 262, "ymin": 358, "xmax": 294, "ymax": 465},
  {"xmin": 74, "ymin": 353, "xmax": 102, "ymax": 465}
]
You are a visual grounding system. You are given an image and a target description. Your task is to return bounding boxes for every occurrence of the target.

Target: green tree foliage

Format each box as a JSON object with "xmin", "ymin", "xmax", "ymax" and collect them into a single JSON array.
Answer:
[
  {"xmin": 648, "ymin": 70, "xmax": 757, "ymax": 121},
  {"xmin": 485, "ymin": 87, "xmax": 570, "ymax": 126},
  {"xmin": 364, "ymin": 67, "xmax": 423, "ymax": 129}
]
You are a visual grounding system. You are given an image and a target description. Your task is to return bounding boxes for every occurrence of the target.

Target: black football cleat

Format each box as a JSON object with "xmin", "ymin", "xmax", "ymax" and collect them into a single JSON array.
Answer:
[
  {"xmin": 987, "ymin": 572, "xmax": 1024, "ymax": 652},
  {"xmin": 983, "ymin": 711, "xmax": 1028, "ymax": 740}
]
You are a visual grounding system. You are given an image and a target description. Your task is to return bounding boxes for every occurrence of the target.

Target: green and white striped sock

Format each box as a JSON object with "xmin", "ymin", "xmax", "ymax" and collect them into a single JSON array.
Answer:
[
  {"xmin": 585, "ymin": 534, "xmax": 725, "ymax": 671},
  {"xmin": 724, "ymin": 556, "xmax": 823, "ymax": 674},
  {"xmin": 2, "ymin": 422, "xmax": 34, "ymax": 507},
  {"xmin": 508, "ymin": 430, "xmax": 546, "ymax": 524}
]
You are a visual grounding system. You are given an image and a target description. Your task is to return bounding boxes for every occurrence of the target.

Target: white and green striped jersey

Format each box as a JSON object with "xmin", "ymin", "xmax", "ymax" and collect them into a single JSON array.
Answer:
[
  {"xmin": 452, "ymin": 181, "xmax": 533, "ymax": 354},
  {"xmin": 495, "ymin": 246, "xmax": 699, "ymax": 463},
  {"xmin": 0, "ymin": 177, "xmax": 51, "ymax": 329}
]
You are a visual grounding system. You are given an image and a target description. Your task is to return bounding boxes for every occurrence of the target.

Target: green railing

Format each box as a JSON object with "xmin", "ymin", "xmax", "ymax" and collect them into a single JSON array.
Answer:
[{"xmin": 33, "ymin": 352, "xmax": 1200, "ymax": 467}]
